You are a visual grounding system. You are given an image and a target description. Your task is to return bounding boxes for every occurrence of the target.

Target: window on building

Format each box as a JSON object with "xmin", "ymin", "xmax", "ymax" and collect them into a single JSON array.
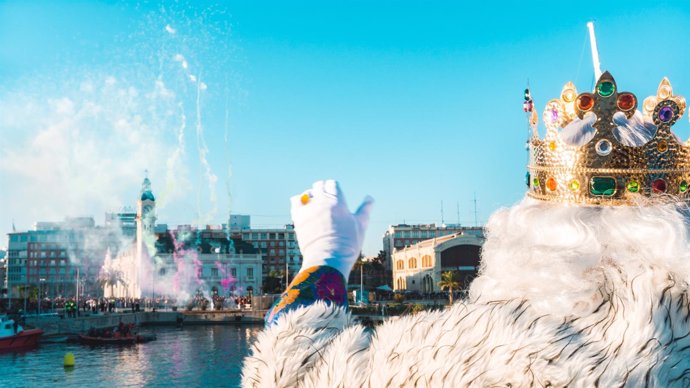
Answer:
[
  {"xmin": 211, "ymin": 268, "xmax": 219, "ymax": 277},
  {"xmin": 231, "ymin": 268, "xmax": 237, "ymax": 277},
  {"xmin": 247, "ymin": 267, "xmax": 254, "ymax": 279},
  {"xmin": 422, "ymin": 255, "xmax": 432, "ymax": 267},
  {"xmin": 408, "ymin": 258, "xmax": 417, "ymax": 269},
  {"xmin": 396, "ymin": 260, "xmax": 404, "ymax": 270}
]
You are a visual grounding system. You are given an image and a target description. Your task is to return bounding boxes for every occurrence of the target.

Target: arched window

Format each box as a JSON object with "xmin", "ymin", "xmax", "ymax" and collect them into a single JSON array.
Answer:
[
  {"xmin": 396, "ymin": 260, "xmax": 405, "ymax": 270},
  {"xmin": 408, "ymin": 257, "xmax": 417, "ymax": 269},
  {"xmin": 422, "ymin": 255, "xmax": 432, "ymax": 267},
  {"xmin": 397, "ymin": 277, "xmax": 404, "ymax": 290},
  {"xmin": 422, "ymin": 274, "xmax": 434, "ymax": 293}
]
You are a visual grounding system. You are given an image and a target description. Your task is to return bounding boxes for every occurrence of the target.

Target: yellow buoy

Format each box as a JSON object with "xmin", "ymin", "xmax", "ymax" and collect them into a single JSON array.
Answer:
[{"xmin": 64, "ymin": 352, "xmax": 75, "ymax": 368}]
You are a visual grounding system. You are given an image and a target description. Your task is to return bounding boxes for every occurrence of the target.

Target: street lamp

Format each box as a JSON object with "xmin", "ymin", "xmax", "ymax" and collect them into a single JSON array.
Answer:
[
  {"xmin": 39, "ymin": 278, "xmax": 45, "ymax": 314},
  {"xmin": 152, "ymin": 259, "xmax": 155, "ymax": 312}
]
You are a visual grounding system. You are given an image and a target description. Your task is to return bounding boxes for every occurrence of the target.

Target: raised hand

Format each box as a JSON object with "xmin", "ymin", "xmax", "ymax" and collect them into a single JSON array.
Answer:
[{"xmin": 290, "ymin": 179, "xmax": 374, "ymax": 279}]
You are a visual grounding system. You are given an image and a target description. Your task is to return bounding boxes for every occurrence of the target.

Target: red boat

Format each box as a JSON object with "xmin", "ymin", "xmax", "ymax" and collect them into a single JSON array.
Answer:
[{"xmin": 0, "ymin": 315, "xmax": 43, "ymax": 351}]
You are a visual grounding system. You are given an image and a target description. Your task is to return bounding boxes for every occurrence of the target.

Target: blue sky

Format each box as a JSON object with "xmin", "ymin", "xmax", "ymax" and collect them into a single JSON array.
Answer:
[{"xmin": 1, "ymin": 1, "xmax": 689, "ymax": 254}]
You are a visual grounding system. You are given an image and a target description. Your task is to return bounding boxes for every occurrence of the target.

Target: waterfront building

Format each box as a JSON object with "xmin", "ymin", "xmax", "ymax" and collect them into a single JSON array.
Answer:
[
  {"xmin": 391, "ymin": 231, "xmax": 485, "ymax": 292},
  {"xmin": 104, "ymin": 207, "xmax": 137, "ymax": 240},
  {"xmin": 152, "ymin": 224, "xmax": 263, "ymax": 296},
  {"xmin": 382, "ymin": 224, "xmax": 483, "ymax": 273},
  {"xmin": 102, "ymin": 179, "xmax": 265, "ymax": 298},
  {"xmin": 0, "ymin": 250, "xmax": 6, "ymax": 296},
  {"xmin": 231, "ymin": 219, "xmax": 303, "ymax": 289},
  {"xmin": 5, "ymin": 217, "xmax": 115, "ymax": 301}
]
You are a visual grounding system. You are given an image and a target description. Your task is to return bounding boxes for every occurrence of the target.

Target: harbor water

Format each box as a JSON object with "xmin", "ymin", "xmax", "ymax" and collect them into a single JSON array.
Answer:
[{"xmin": 0, "ymin": 325, "xmax": 262, "ymax": 388}]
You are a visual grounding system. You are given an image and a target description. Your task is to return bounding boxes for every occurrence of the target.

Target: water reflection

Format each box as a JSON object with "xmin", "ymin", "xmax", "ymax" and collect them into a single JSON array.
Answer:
[{"xmin": 0, "ymin": 325, "xmax": 262, "ymax": 388}]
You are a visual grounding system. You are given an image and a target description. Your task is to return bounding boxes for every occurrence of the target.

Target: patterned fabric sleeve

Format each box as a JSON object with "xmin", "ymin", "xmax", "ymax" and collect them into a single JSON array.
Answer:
[{"xmin": 265, "ymin": 265, "xmax": 348, "ymax": 325}]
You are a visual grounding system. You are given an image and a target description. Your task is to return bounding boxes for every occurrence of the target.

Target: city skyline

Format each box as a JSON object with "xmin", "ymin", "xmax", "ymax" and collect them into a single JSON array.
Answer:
[{"xmin": 1, "ymin": 1, "xmax": 690, "ymax": 255}]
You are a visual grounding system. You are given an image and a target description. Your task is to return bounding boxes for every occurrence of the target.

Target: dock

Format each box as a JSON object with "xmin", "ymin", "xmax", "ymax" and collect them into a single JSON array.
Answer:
[{"xmin": 25, "ymin": 310, "xmax": 266, "ymax": 336}]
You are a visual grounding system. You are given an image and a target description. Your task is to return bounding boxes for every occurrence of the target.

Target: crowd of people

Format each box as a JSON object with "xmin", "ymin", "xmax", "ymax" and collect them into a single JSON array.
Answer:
[{"xmin": 0, "ymin": 292, "xmax": 258, "ymax": 318}]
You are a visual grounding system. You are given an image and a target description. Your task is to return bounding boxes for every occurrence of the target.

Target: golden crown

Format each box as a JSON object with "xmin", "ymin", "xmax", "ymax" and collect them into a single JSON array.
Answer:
[{"xmin": 527, "ymin": 71, "xmax": 688, "ymax": 205}]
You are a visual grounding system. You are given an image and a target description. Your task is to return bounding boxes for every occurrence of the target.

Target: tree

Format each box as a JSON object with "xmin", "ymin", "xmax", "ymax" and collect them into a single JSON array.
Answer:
[
  {"xmin": 97, "ymin": 268, "xmax": 127, "ymax": 298},
  {"xmin": 438, "ymin": 271, "xmax": 461, "ymax": 305},
  {"xmin": 372, "ymin": 250, "xmax": 386, "ymax": 268},
  {"xmin": 263, "ymin": 270, "xmax": 284, "ymax": 294}
]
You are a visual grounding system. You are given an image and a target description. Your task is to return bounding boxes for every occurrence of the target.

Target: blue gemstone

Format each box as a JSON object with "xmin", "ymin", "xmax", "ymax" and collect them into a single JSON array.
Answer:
[{"xmin": 659, "ymin": 106, "xmax": 674, "ymax": 122}]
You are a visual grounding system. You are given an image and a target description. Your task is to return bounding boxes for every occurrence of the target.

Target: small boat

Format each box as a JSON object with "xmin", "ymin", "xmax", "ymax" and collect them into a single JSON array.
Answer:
[
  {"xmin": 78, "ymin": 334, "xmax": 138, "ymax": 345},
  {"xmin": 0, "ymin": 315, "xmax": 44, "ymax": 351},
  {"xmin": 78, "ymin": 332, "xmax": 157, "ymax": 345}
]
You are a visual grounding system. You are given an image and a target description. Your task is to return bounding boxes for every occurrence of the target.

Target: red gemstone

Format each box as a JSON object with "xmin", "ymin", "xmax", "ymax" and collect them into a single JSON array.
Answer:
[
  {"xmin": 652, "ymin": 179, "xmax": 667, "ymax": 193},
  {"xmin": 578, "ymin": 94, "xmax": 594, "ymax": 111},
  {"xmin": 617, "ymin": 94, "xmax": 635, "ymax": 111}
]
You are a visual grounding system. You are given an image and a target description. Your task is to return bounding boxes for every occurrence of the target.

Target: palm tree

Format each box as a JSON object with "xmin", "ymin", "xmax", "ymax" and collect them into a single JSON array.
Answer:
[
  {"xmin": 438, "ymin": 271, "xmax": 461, "ymax": 305},
  {"xmin": 97, "ymin": 268, "xmax": 127, "ymax": 298}
]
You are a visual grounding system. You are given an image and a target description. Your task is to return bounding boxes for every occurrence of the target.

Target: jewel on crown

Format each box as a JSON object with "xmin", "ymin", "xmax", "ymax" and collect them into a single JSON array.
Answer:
[{"xmin": 527, "ymin": 71, "xmax": 689, "ymax": 205}]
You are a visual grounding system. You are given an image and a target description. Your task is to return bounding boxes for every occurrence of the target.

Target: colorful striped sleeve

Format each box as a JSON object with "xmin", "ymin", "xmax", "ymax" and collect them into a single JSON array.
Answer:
[{"xmin": 265, "ymin": 265, "xmax": 348, "ymax": 325}]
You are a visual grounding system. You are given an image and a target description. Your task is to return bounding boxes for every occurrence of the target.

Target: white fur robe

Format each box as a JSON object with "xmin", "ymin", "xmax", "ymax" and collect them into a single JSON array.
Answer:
[{"xmin": 242, "ymin": 200, "xmax": 690, "ymax": 387}]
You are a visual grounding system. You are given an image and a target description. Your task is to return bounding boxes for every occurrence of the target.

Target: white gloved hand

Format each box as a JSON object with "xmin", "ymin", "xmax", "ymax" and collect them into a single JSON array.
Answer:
[{"xmin": 290, "ymin": 180, "xmax": 374, "ymax": 279}]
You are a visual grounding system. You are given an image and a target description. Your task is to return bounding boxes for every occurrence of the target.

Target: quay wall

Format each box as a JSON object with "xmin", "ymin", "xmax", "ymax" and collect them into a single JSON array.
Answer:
[{"xmin": 27, "ymin": 310, "xmax": 266, "ymax": 336}]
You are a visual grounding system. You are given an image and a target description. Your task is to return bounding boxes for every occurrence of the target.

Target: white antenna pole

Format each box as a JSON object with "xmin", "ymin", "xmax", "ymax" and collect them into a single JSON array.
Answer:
[
  {"xmin": 440, "ymin": 200, "xmax": 444, "ymax": 225},
  {"xmin": 473, "ymin": 193, "xmax": 478, "ymax": 226},
  {"xmin": 456, "ymin": 202, "xmax": 460, "ymax": 226},
  {"xmin": 587, "ymin": 21, "xmax": 602, "ymax": 80}
]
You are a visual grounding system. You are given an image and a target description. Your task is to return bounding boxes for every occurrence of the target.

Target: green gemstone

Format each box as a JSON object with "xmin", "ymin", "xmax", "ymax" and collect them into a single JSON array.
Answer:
[
  {"xmin": 627, "ymin": 180, "xmax": 640, "ymax": 193},
  {"xmin": 597, "ymin": 81, "xmax": 615, "ymax": 97},
  {"xmin": 590, "ymin": 177, "xmax": 616, "ymax": 196},
  {"xmin": 681, "ymin": 181, "xmax": 688, "ymax": 193},
  {"xmin": 533, "ymin": 178, "xmax": 540, "ymax": 187}
]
